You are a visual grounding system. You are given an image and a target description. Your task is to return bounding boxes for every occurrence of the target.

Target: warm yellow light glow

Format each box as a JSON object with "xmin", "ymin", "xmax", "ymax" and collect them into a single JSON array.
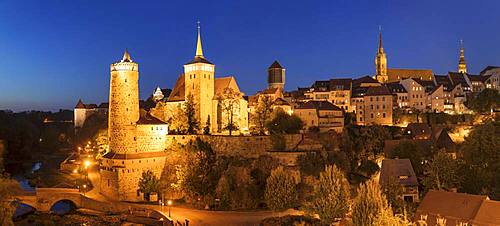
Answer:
[
  {"xmin": 84, "ymin": 160, "xmax": 91, "ymax": 167},
  {"xmin": 73, "ymin": 169, "xmax": 78, "ymax": 173},
  {"xmin": 167, "ymin": 200, "xmax": 173, "ymax": 206}
]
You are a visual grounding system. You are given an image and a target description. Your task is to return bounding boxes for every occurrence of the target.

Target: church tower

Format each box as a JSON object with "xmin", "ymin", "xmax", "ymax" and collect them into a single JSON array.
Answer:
[
  {"xmin": 183, "ymin": 22, "xmax": 215, "ymax": 130},
  {"xmin": 375, "ymin": 30, "xmax": 388, "ymax": 83},
  {"xmin": 458, "ymin": 40, "xmax": 467, "ymax": 74},
  {"xmin": 108, "ymin": 50, "xmax": 139, "ymax": 154},
  {"xmin": 268, "ymin": 60, "xmax": 286, "ymax": 90}
]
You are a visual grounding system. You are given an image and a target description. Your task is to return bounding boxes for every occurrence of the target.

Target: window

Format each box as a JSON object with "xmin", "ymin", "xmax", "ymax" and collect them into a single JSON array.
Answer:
[
  {"xmin": 371, "ymin": 113, "xmax": 374, "ymax": 118},
  {"xmin": 383, "ymin": 113, "xmax": 386, "ymax": 118}
]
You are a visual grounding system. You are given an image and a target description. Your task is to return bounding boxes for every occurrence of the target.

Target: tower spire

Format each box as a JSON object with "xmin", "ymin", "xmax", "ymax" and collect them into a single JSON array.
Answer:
[
  {"xmin": 378, "ymin": 26, "xmax": 384, "ymax": 53},
  {"xmin": 458, "ymin": 39, "xmax": 467, "ymax": 74},
  {"xmin": 195, "ymin": 21, "xmax": 204, "ymax": 58},
  {"xmin": 122, "ymin": 49, "xmax": 132, "ymax": 62}
]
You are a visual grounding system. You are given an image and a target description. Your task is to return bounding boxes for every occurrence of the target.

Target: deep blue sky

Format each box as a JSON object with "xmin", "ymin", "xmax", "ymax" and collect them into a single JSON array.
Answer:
[{"xmin": 1, "ymin": 0, "xmax": 500, "ymax": 111}]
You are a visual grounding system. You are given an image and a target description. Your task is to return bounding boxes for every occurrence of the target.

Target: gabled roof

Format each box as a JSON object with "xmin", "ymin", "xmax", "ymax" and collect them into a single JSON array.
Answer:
[
  {"xmin": 329, "ymin": 78, "xmax": 352, "ymax": 91},
  {"xmin": 472, "ymin": 200, "xmax": 500, "ymax": 225},
  {"xmin": 448, "ymin": 72, "xmax": 471, "ymax": 88},
  {"xmin": 269, "ymin": 60, "xmax": 283, "ymax": 69},
  {"xmin": 415, "ymin": 190, "xmax": 489, "ymax": 225},
  {"xmin": 273, "ymin": 97, "xmax": 290, "ymax": 106},
  {"xmin": 387, "ymin": 68, "xmax": 434, "ymax": 82},
  {"xmin": 136, "ymin": 114, "xmax": 167, "ymax": 125},
  {"xmin": 98, "ymin": 103, "xmax": 109, "ymax": 109},
  {"xmin": 296, "ymin": 100, "xmax": 341, "ymax": 111},
  {"xmin": 365, "ymin": 85, "xmax": 391, "ymax": 96},
  {"xmin": 214, "ymin": 76, "xmax": 241, "ymax": 96},
  {"xmin": 405, "ymin": 123, "xmax": 432, "ymax": 138},
  {"xmin": 386, "ymin": 83, "xmax": 407, "ymax": 94},
  {"xmin": 167, "ymin": 74, "xmax": 186, "ymax": 102},
  {"xmin": 380, "ymin": 159, "xmax": 418, "ymax": 186},
  {"xmin": 75, "ymin": 99, "xmax": 85, "ymax": 109},
  {"xmin": 480, "ymin": 66, "xmax": 500, "ymax": 75},
  {"xmin": 434, "ymin": 75, "xmax": 454, "ymax": 91},
  {"xmin": 353, "ymin": 76, "xmax": 379, "ymax": 87},
  {"xmin": 351, "ymin": 87, "xmax": 369, "ymax": 97}
]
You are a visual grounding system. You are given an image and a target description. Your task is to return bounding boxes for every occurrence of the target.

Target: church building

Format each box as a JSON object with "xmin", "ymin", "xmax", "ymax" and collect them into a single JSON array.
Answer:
[{"xmin": 162, "ymin": 23, "xmax": 249, "ymax": 134}]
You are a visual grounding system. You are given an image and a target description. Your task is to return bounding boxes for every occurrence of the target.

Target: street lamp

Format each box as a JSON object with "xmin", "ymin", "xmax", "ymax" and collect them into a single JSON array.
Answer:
[{"xmin": 167, "ymin": 200, "xmax": 172, "ymax": 217}]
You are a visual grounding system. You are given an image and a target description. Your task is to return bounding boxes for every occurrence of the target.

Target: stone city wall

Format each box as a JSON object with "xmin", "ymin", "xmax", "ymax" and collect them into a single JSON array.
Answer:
[{"xmin": 165, "ymin": 134, "xmax": 304, "ymax": 158}]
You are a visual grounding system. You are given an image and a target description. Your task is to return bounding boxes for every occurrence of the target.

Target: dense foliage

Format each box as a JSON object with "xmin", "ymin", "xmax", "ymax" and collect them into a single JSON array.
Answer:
[
  {"xmin": 266, "ymin": 109, "xmax": 303, "ymax": 134},
  {"xmin": 309, "ymin": 165, "xmax": 350, "ymax": 224},
  {"xmin": 138, "ymin": 170, "xmax": 160, "ymax": 201},
  {"xmin": 459, "ymin": 121, "xmax": 500, "ymax": 199},
  {"xmin": 251, "ymin": 96, "xmax": 274, "ymax": 135},
  {"xmin": 465, "ymin": 88, "xmax": 500, "ymax": 114},
  {"xmin": 352, "ymin": 179, "xmax": 389, "ymax": 226},
  {"xmin": 264, "ymin": 166, "xmax": 297, "ymax": 211}
]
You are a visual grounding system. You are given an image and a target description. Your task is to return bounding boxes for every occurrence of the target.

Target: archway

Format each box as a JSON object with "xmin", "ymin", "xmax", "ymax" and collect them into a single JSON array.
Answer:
[{"xmin": 50, "ymin": 199, "xmax": 78, "ymax": 215}]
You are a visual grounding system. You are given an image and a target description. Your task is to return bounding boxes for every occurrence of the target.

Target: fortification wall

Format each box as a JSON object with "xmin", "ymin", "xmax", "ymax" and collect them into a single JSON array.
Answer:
[
  {"xmin": 165, "ymin": 134, "xmax": 303, "ymax": 158},
  {"xmin": 136, "ymin": 124, "xmax": 168, "ymax": 153}
]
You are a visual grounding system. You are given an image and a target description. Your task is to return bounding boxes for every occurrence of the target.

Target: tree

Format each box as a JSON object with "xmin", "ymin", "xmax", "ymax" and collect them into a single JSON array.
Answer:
[
  {"xmin": 465, "ymin": 88, "xmax": 500, "ymax": 114},
  {"xmin": 390, "ymin": 141, "xmax": 425, "ymax": 176},
  {"xmin": 182, "ymin": 138, "xmax": 218, "ymax": 198},
  {"xmin": 185, "ymin": 94, "xmax": 200, "ymax": 134},
  {"xmin": 373, "ymin": 207, "xmax": 415, "ymax": 226},
  {"xmin": 459, "ymin": 121, "xmax": 500, "ymax": 199},
  {"xmin": 252, "ymin": 96, "xmax": 274, "ymax": 135},
  {"xmin": 203, "ymin": 115, "xmax": 211, "ymax": 135},
  {"xmin": 264, "ymin": 166, "xmax": 297, "ymax": 210},
  {"xmin": 0, "ymin": 175, "xmax": 20, "ymax": 226},
  {"xmin": 266, "ymin": 109, "xmax": 303, "ymax": 134},
  {"xmin": 309, "ymin": 165, "xmax": 350, "ymax": 224},
  {"xmin": 423, "ymin": 150, "xmax": 459, "ymax": 192},
  {"xmin": 352, "ymin": 179, "xmax": 389, "ymax": 226},
  {"xmin": 381, "ymin": 177, "xmax": 405, "ymax": 214},
  {"xmin": 297, "ymin": 152, "xmax": 325, "ymax": 177},
  {"xmin": 215, "ymin": 175, "xmax": 231, "ymax": 210},
  {"xmin": 138, "ymin": 170, "xmax": 160, "ymax": 201},
  {"xmin": 168, "ymin": 104, "xmax": 188, "ymax": 134},
  {"xmin": 217, "ymin": 87, "xmax": 241, "ymax": 135}
]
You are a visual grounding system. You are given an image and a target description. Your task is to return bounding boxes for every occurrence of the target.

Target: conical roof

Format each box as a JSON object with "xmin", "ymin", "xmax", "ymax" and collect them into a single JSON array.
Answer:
[
  {"xmin": 121, "ymin": 49, "xmax": 132, "ymax": 62},
  {"xmin": 75, "ymin": 99, "xmax": 85, "ymax": 109},
  {"xmin": 269, "ymin": 60, "xmax": 283, "ymax": 69}
]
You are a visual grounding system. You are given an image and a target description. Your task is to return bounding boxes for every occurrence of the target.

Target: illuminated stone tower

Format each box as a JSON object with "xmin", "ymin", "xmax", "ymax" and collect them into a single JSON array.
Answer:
[
  {"xmin": 375, "ymin": 30, "xmax": 388, "ymax": 83},
  {"xmin": 458, "ymin": 40, "xmax": 467, "ymax": 74},
  {"xmin": 183, "ymin": 22, "xmax": 215, "ymax": 129},
  {"xmin": 108, "ymin": 50, "xmax": 139, "ymax": 154},
  {"xmin": 268, "ymin": 60, "xmax": 286, "ymax": 90}
]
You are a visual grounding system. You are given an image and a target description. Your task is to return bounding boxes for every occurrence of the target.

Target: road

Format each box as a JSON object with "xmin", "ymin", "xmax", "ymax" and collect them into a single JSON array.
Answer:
[{"xmin": 85, "ymin": 164, "xmax": 303, "ymax": 225}]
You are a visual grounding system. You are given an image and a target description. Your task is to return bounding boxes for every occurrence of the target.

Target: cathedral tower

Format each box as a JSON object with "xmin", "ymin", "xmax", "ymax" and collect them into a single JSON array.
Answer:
[
  {"xmin": 268, "ymin": 60, "xmax": 286, "ymax": 90},
  {"xmin": 458, "ymin": 40, "xmax": 467, "ymax": 74},
  {"xmin": 183, "ymin": 22, "xmax": 215, "ymax": 130},
  {"xmin": 375, "ymin": 30, "xmax": 388, "ymax": 83},
  {"xmin": 108, "ymin": 50, "xmax": 139, "ymax": 154}
]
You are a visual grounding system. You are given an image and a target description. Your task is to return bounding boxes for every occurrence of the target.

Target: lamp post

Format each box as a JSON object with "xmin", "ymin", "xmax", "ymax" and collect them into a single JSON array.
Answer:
[
  {"xmin": 82, "ymin": 184, "xmax": 87, "ymax": 197},
  {"xmin": 167, "ymin": 200, "xmax": 172, "ymax": 218}
]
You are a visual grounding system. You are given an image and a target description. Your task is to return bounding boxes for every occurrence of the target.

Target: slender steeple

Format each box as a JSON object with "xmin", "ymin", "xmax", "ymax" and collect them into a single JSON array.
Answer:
[
  {"xmin": 375, "ymin": 26, "xmax": 388, "ymax": 83},
  {"xmin": 378, "ymin": 26, "xmax": 384, "ymax": 54},
  {"xmin": 458, "ymin": 39, "xmax": 467, "ymax": 74},
  {"xmin": 121, "ymin": 49, "xmax": 132, "ymax": 62},
  {"xmin": 196, "ymin": 21, "xmax": 204, "ymax": 58}
]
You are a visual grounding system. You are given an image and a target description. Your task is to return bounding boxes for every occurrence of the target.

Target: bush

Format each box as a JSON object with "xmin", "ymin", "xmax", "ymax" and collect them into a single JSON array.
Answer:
[
  {"xmin": 297, "ymin": 152, "xmax": 325, "ymax": 177},
  {"xmin": 264, "ymin": 166, "xmax": 297, "ymax": 210},
  {"xmin": 309, "ymin": 165, "xmax": 350, "ymax": 224}
]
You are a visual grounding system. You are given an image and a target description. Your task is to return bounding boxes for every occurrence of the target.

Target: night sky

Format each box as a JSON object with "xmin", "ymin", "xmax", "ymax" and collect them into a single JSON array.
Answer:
[{"xmin": 1, "ymin": 0, "xmax": 500, "ymax": 111}]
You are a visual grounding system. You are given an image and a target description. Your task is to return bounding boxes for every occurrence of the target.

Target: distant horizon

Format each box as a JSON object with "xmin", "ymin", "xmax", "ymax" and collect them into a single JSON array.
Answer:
[{"xmin": 1, "ymin": 0, "xmax": 500, "ymax": 111}]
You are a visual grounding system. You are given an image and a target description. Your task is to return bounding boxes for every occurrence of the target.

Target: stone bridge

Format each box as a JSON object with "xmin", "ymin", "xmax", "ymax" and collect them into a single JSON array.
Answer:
[{"xmin": 15, "ymin": 188, "xmax": 171, "ymax": 225}]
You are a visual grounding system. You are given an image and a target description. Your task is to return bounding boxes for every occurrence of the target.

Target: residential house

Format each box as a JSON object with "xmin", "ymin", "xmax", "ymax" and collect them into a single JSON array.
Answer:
[
  {"xmin": 294, "ymin": 100, "xmax": 344, "ymax": 133},
  {"xmin": 380, "ymin": 159, "xmax": 419, "ymax": 202}
]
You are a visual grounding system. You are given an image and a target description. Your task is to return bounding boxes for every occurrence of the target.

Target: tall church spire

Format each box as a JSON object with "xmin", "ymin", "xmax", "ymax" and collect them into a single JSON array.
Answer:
[
  {"xmin": 458, "ymin": 39, "xmax": 467, "ymax": 74},
  {"xmin": 378, "ymin": 26, "xmax": 384, "ymax": 53},
  {"xmin": 375, "ymin": 27, "xmax": 388, "ymax": 83},
  {"xmin": 196, "ymin": 21, "xmax": 204, "ymax": 58}
]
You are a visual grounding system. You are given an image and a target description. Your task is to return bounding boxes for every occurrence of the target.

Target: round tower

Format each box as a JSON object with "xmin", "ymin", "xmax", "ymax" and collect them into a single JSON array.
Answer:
[
  {"xmin": 268, "ymin": 60, "xmax": 285, "ymax": 89},
  {"xmin": 108, "ymin": 50, "xmax": 139, "ymax": 154}
]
